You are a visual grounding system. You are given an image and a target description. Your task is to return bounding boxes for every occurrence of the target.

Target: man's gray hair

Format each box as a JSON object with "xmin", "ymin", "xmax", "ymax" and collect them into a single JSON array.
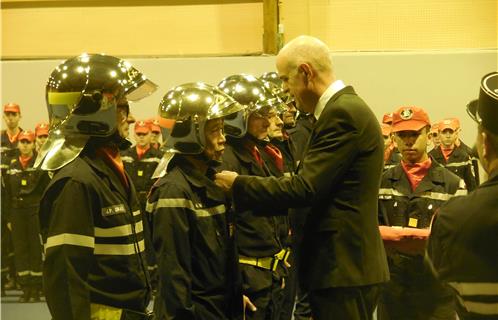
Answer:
[{"xmin": 279, "ymin": 35, "xmax": 333, "ymax": 73}]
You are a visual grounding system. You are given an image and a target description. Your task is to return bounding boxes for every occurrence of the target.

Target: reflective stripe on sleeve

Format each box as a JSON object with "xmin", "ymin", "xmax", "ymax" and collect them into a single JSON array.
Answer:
[
  {"xmin": 378, "ymin": 188, "xmax": 453, "ymax": 201},
  {"xmin": 453, "ymin": 189, "xmax": 468, "ymax": 197},
  {"xmin": 450, "ymin": 282, "xmax": 498, "ymax": 296},
  {"xmin": 45, "ymin": 233, "xmax": 95, "ymax": 250},
  {"xmin": 450, "ymin": 282, "xmax": 498, "ymax": 316},
  {"xmin": 140, "ymin": 157, "xmax": 161, "ymax": 163},
  {"xmin": 94, "ymin": 239, "xmax": 145, "ymax": 255},
  {"xmin": 121, "ymin": 156, "xmax": 134, "ymax": 163},
  {"xmin": 94, "ymin": 220, "xmax": 143, "ymax": 238},
  {"xmin": 445, "ymin": 160, "xmax": 473, "ymax": 167},
  {"xmin": 150, "ymin": 198, "xmax": 226, "ymax": 218}
]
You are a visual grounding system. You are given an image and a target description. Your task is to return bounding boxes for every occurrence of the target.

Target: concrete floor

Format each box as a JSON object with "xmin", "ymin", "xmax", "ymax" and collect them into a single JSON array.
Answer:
[{"xmin": 1, "ymin": 290, "xmax": 51, "ymax": 320}]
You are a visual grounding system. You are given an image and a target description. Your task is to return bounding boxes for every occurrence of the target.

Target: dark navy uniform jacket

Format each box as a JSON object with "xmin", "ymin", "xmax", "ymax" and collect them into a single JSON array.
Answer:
[
  {"xmin": 5, "ymin": 154, "xmax": 50, "ymax": 217},
  {"xmin": 147, "ymin": 157, "xmax": 242, "ymax": 320},
  {"xmin": 221, "ymin": 137, "xmax": 290, "ymax": 293},
  {"xmin": 39, "ymin": 147, "xmax": 150, "ymax": 320},
  {"xmin": 430, "ymin": 144, "xmax": 478, "ymax": 191},
  {"xmin": 121, "ymin": 146, "xmax": 162, "ymax": 208},
  {"xmin": 428, "ymin": 170, "xmax": 498, "ymax": 320}
]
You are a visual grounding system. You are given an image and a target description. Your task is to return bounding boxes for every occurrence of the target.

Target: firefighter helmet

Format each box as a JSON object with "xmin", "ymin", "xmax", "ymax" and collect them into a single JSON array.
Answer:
[
  {"xmin": 217, "ymin": 73, "xmax": 286, "ymax": 137},
  {"xmin": 158, "ymin": 82, "xmax": 244, "ymax": 154},
  {"xmin": 36, "ymin": 53, "xmax": 157, "ymax": 170}
]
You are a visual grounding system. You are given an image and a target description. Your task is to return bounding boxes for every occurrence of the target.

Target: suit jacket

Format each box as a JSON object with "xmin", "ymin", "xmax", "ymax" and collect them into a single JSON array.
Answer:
[{"xmin": 233, "ymin": 86, "xmax": 390, "ymax": 290}]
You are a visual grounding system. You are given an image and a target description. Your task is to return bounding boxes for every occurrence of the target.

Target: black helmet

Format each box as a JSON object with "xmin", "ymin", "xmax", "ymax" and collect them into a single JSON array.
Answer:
[
  {"xmin": 217, "ymin": 74, "xmax": 286, "ymax": 137},
  {"xmin": 159, "ymin": 82, "xmax": 244, "ymax": 154},
  {"xmin": 36, "ymin": 53, "xmax": 157, "ymax": 170},
  {"xmin": 467, "ymin": 72, "xmax": 498, "ymax": 135}
]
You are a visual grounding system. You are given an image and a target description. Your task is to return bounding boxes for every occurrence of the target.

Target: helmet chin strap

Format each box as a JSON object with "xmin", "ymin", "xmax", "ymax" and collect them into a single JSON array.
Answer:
[
  {"xmin": 89, "ymin": 131, "xmax": 132, "ymax": 151},
  {"xmin": 192, "ymin": 153, "xmax": 222, "ymax": 168}
]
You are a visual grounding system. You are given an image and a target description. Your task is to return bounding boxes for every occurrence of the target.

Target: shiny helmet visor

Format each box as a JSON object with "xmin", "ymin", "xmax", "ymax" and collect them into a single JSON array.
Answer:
[
  {"xmin": 260, "ymin": 71, "xmax": 295, "ymax": 105},
  {"xmin": 217, "ymin": 73, "xmax": 286, "ymax": 137},
  {"xmin": 158, "ymin": 82, "xmax": 244, "ymax": 154},
  {"xmin": 36, "ymin": 53, "xmax": 157, "ymax": 170}
]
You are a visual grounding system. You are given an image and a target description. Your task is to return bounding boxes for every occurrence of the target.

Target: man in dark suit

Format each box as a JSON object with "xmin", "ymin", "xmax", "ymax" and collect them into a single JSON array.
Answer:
[{"xmin": 215, "ymin": 35, "xmax": 389, "ymax": 320}]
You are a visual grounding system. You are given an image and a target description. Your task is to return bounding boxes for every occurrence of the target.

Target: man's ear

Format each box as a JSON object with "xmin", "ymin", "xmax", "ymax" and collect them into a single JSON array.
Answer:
[{"xmin": 298, "ymin": 63, "xmax": 313, "ymax": 83}]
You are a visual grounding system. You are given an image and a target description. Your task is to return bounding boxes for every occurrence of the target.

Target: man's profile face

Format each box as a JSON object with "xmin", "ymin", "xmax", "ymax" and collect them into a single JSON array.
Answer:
[
  {"xmin": 268, "ymin": 113, "xmax": 284, "ymax": 140},
  {"xmin": 247, "ymin": 110, "xmax": 274, "ymax": 140},
  {"xmin": 116, "ymin": 102, "xmax": 135, "ymax": 138},
  {"xmin": 394, "ymin": 127, "xmax": 429, "ymax": 164},
  {"xmin": 203, "ymin": 118, "xmax": 226, "ymax": 162},
  {"xmin": 282, "ymin": 103, "xmax": 297, "ymax": 128},
  {"xmin": 277, "ymin": 57, "xmax": 313, "ymax": 114}
]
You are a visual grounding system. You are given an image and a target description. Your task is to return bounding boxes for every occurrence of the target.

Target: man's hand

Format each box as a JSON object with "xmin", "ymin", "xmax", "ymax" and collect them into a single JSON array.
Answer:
[{"xmin": 214, "ymin": 170, "xmax": 239, "ymax": 192}]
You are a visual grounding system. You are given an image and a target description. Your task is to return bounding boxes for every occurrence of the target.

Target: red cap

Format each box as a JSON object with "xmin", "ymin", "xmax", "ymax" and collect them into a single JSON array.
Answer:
[
  {"xmin": 391, "ymin": 106, "xmax": 430, "ymax": 133},
  {"xmin": 430, "ymin": 123, "xmax": 440, "ymax": 134},
  {"xmin": 35, "ymin": 122, "xmax": 49, "ymax": 137},
  {"xmin": 134, "ymin": 120, "xmax": 151, "ymax": 134},
  {"xmin": 382, "ymin": 112, "xmax": 393, "ymax": 125},
  {"xmin": 18, "ymin": 130, "xmax": 35, "ymax": 142},
  {"xmin": 146, "ymin": 118, "xmax": 161, "ymax": 133},
  {"xmin": 381, "ymin": 123, "xmax": 392, "ymax": 136},
  {"xmin": 439, "ymin": 118, "xmax": 460, "ymax": 131},
  {"xmin": 3, "ymin": 103, "xmax": 20, "ymax": 113}
]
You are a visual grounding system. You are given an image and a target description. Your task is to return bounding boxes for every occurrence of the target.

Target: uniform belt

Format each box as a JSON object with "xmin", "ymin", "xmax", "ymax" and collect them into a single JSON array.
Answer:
[
  {"xmin": 90, "ymin": 303, "xmax": 154, "ymax": 320},
  {"xmin": 239, "ymin": 248, "xmax": 291, "ymax": 271}
]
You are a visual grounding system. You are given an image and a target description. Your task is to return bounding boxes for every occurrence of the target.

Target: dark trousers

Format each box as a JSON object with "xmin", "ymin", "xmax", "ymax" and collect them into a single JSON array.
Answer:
[
  {"xmin": 309, "ymin": 284, "xmax": 380, "ymax": 320},
  {"xmin": 11, "ymin": 207, "xmax": 43, "ymax": 287},
  {"xmin": 243, "ymin": 266, "xmax": 286, "ymax": 320},
  {"xmin": 377, "ymin": 255, "xmax": 456, "ymax": 320},
  {"xmin": 377, "ymin": 280, "xmax": 455, "ymax": 320}
]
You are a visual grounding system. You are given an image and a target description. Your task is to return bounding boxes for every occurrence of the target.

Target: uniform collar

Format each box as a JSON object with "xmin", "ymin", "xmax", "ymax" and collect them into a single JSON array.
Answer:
[
  {"xmin": 389, "ymin": 157, "xmax": 445, "ymax": 193},
  {"xmin": 314, "ymin": 80, "xmax": 346, "ymax": 121},
  {"xmin": 176, "ymin": 157, "xmax": 225, "ymax": 202},
  {"xmin": 81, "ymin": 149, "xmax": 133, "ymax": 201}
]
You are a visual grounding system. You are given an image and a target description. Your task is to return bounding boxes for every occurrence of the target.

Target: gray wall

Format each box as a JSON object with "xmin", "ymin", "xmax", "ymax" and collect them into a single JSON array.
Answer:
[{"xmin": 1, "ymin": 49, "xmax": 497, "ymax": 145}]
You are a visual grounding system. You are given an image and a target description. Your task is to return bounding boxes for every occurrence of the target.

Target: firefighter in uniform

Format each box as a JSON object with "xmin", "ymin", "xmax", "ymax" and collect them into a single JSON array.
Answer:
[
  {"xmin": 34, "ymin": 122, "xmax": 49, "ymax": 152},
  {"xmin": 377, "ymin": 106, "xmax": 467, "ymax": 320},
  {"xmin": 218, "ymin": 74, "xmax": 291, "ymax": 320},
  {"xmin": 260, "ymin": 72, "xmax": 302, "ymax": 320},
  {"xmin": 121, "ymin": 120, "xmax": 162, "ymax": 288},
  {"xmin": 146, "ymin": 82, "xmax": 245, "ymax": 319},
  {"xmin": 36, "ymin": 53, "xmax": 157, "ymax": 320},
  {"xmin": 4, "ymin": 130, "xmax": 50, "ymax": 302},
  {"xmin": 428, "ymin": 71, "xmax": 498, "ymax": 320},
  {"xmin": 1, "ymin": 102, "xmax": 23, "ymax": 294},
  {"xmin": 429, "ymin": 117, "xmax": 478, "ymax": 191},
  {"xmin": 148, "ymin": 118, "xmax": 162, "ymax": 149}
]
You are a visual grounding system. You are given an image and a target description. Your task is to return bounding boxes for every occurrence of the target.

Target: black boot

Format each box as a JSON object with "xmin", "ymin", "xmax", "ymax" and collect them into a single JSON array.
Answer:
[
  {"xmin": 18, "ymin": 288, "xmax": 31, "ymax": 303},
  {"xmin": 30, "ymin": 287, "xmax": 40, "ymax": 302}
]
